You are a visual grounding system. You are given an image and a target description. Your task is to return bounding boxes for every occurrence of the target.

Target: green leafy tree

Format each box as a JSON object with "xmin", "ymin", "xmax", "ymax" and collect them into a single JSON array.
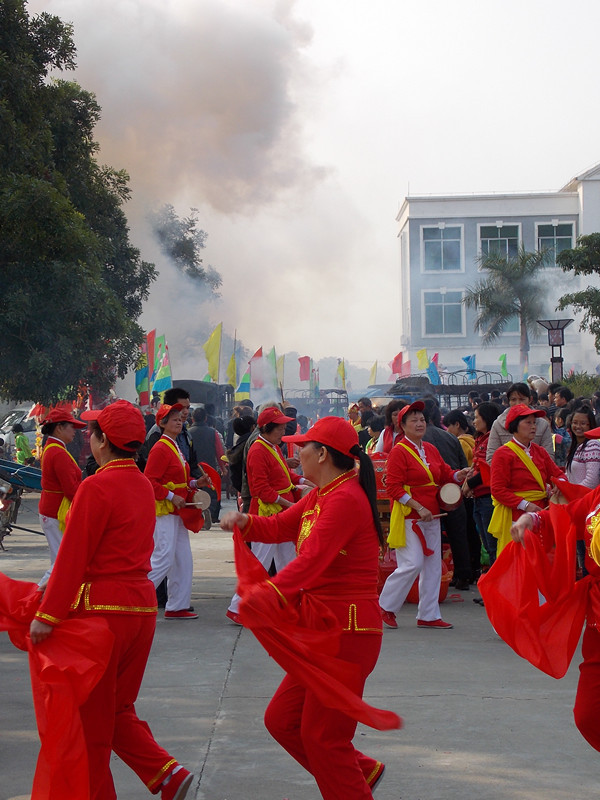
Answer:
[
  {"xmin": 0, "ymin": 1, "xmax": 155, "ymax": 403},
  {"xmin": 557, "ymin": 232, "xmax": 600, "ymax": 352},
  {"xmin": 462, "ymin": 247, "xmax": 551, "ymax": 372},
  {"xmin": 148, "ymin": 204, "xmax": 222, "ymax": 293}
]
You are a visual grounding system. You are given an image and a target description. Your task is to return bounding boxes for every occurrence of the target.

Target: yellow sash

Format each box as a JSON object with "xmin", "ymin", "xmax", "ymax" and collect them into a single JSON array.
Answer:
[
  {"xmin": 489, "ymin": 441, "xmax": 547, "ymax": 554},
  {"xmin": 588, "ymin": 508, "xmax": 600, "ymax": 567},
  {"xmin": 154, "ymin": 438, "xmax": 188, "ymax": 516},
  {"xmin": 387, "ymin": 441, "xmax": 436, "ymax": 549},
  {"xmin": 255, "ymin": 439, "xmax": 295, "ymax": 517},
  {"xmin": 42, "ymin": 442, "xmax": 80, "ymax": 532}
]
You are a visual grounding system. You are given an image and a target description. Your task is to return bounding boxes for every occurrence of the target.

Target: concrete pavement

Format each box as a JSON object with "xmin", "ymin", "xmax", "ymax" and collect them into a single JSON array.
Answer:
[{"xmin": 0, "ymin": 492, "xmax": 597, "ymax": 800}]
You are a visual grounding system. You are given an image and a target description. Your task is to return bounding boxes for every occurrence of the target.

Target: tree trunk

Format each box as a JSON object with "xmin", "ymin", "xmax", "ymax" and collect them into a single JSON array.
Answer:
[{"xmin": 519, "ymin": 319, "xmax": 530, "ymax": 375}]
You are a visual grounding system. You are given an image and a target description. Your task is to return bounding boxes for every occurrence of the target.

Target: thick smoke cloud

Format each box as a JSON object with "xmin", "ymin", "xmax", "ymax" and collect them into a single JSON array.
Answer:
[{"xmin": 28, "ymin": 0, "xmax": 393, "ymax": 389}]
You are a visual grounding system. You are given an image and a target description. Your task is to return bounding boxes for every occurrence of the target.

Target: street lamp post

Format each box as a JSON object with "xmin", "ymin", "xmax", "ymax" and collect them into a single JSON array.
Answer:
[{"xmin": 537, "ymin": 319, "xmax": 574, "ymax": 383}]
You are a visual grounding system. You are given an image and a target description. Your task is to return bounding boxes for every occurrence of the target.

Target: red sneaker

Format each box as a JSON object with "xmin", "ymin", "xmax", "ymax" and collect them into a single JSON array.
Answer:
[
  {"xmin": 226, "ymin": 609, "xmax": 243, "ymax": 626},
  {"xmin": 161, "ymin": 767, "xmax": 193, "ymax": 800},
  {"xmin": 417, "ymin": 618, "xmax": 453, "ymax": 629},
  {"xmin": 164, "ymin": 610, "xmax": 198, "ymax": 620},
  {"xmin": 381, "ymin": 609, "xmax": 398, "ymax": 628},
  {"xmin": 367, "ymin": 761, "xmax": 386, "ymax": 793}
]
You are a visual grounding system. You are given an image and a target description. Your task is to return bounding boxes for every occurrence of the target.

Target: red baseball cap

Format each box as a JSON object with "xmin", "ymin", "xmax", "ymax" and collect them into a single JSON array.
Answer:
[
  {"xmin": 585, "ymin": 427, "xmax": 600, "ymax": 440},
  {"xmin": 42, "ymin": 408, "xmax": 86, "ymax": 429},
  {"xmin": 80, "ymin": 400, "xmax": 146, "ymax": 452},
  {"xmin": 283, "ymin": 416, "xmax": 359, "ymax": 458},
  {"xmin": 257, "ymin": 407, "xmax": 294, "ymax": 427},
  {"xmin": 398, "ymin": 400, "xmax": 425, "ymax": 426},
  {"xmin": 154, "ymin": 403, "xmax": 184, "ymax": 427},
  {"xmin": 505, "ymin": 403, "xmax": 545, "ymax": 430}
]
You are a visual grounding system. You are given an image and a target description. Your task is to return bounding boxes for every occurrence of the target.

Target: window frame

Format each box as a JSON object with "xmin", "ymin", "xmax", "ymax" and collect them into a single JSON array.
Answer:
[
  {"xmin": 535, "ymin": 220, "xmax": 576, "ymax": 267},
  {"xmin": 421, "ymin": 287, "xmax": 466, "ymax": 338},
  {"xmin": 477, "ymin": 221, "xmax": 522, "ymax": 262},
  {"xmin": 420, "ymin": 223, "xmax": 465, "ymax": 274}
]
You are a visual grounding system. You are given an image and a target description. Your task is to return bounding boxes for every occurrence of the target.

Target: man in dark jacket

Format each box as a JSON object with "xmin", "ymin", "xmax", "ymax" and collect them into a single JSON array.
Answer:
[{"xmin": 422, "ymin": 397, "xmax": 474, "ymax": 590}]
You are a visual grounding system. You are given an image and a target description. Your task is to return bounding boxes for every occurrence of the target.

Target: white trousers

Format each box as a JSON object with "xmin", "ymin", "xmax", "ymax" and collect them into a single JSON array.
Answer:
[
  {"xmin": 228, "ymin": 541, "xmax": 296, "ymax": 614},
  {"xmin": 38, "ymin": 514, "xmax": 62, "ymax": 587},
  {"xmin": 379, "ymin": 518, "xmax": 442, "ymax": 622},
  {"xmin": 148, "ymin": 514, "xmax": 193, "ymax": 612}
]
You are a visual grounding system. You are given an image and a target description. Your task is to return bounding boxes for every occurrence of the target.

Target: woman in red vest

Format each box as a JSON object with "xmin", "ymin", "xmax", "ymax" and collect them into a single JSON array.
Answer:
[
  {"xmin": 38, "ymin": 408, "xmax": 86, "ymax": 585},
  {"xmin": 489, "ymin": 404, "xmax": 564, "ymax": 555},
  {"xmin": 379, "ymin": 401, "xmax": 468, "ymax": 630},
  {"xmin": 221, "ymin": 417, "xmax": 398, "ymax": 799},
  {"xmin": 145, "ymin": 403, "xmax": 204, "ymax": 620},
  {"xmin": 30, "ymin": 401, "xmax": 193, "ymax": 800}
]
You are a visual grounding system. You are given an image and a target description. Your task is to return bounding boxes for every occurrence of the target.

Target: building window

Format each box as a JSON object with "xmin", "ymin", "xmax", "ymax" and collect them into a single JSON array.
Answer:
[
  {"xmin": 480, "ymin": 224, "xmax": 519, "ymax": 258},
  {"xmin": 424, "ymin": 290, "xmax": 464, "ymax": 335},
  {"xmin": 422, "ymin": 226, "xmax": 462, "ymax": 271},
  {"xmin": 537, "ymin": 223, "xmax": 574, "ymax": 265}
]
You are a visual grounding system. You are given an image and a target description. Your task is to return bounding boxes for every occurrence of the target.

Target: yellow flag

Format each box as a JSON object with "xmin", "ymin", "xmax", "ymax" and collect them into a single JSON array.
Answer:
[
  {"xmin": 369, "ymin": 360, "xmax": 377, "ymax": 385},
  {"xmin": 226, "ymin": 352, "xmax": 236, "ymax": 387},
  {"xmin": 276, "ymin": 355, "xmax": 285, "ymax": 387},
  {"xmin": 202, "ymin": 323, "xmax": 222, "ymax": 382},
  {"xmin": 337, "ymin": 359, "xmax": 346, "ymax": 390},
  {"xmin": 416, "ymin": 348, "xmax": 429, "ymax": 370}
]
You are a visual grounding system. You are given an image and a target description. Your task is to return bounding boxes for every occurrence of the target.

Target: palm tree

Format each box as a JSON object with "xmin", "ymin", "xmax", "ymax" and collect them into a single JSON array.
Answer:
[{"xmin": 462, "ymin": 246, "xmax": 551, "ymax": 372}]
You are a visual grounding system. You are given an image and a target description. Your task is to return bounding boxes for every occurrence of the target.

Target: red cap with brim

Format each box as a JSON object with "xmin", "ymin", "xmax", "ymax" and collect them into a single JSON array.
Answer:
[
  {"xmin": 283, "ymin": 416, "xmax": 359, "ymax": 458},
  {"xmin": 504, "ymin": 403, "xmax": 546, "ymax": 430},
  {"xmin": 80, "ymin": 400, "xmax": 146, "ymax": 452},
  {"xmin": 257, "ymin": 407, "xmax": 294, "ymax": 427},
  {"xmin": 585, "ymin": 426, "xmax": 600, "ymax": 440},
  {"xmin": 154, "ymin": 403, "xmax": 184, "ymax": 427},
  {"xmin": 398, "ymin": 400, "xmax": 425, "ymax": 426},
  {"xmin": 41, "ymin": 408, "xmax": 86, "ymax": 429}
]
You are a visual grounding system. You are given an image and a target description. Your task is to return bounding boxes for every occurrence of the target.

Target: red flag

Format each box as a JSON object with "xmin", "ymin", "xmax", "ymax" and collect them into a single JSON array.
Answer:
[
  {"xmin": 298, "ymin": 356, "xmax": 311, "ymax": 382},
  {"xmin": 391, "ymin": 352, "xmax": 403, "ymax": 375},
  {"xmin": 431, "ymin": 353, "xmax": 439, "ymax": 366},
  {"xmin": 249, "ymin": 347, "xmax": 264, "ymax": 389},
  {"xmin": 401, "ymin": 360, "xmax": 411, "ymax": 376},
  {"xmin": 146, "ymin": 329, "xmax": 156, "ymax": 384}
]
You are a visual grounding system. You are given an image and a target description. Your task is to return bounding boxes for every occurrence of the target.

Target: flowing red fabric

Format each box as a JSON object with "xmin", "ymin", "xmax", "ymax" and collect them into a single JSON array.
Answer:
[
  {"xmin": 233, "ymin": 527, "xmax": 401, "ymax": 730},
  {"xmin": 200, "ymin": 461, "xmax": 222, "ymax": 497},
  {"xmin": 479, "ymin": 503, "xmax": 589, "ymax": 678},
  {"xmin": 0, "ymin": 574, "xmax": 114, "ymax": 799}
]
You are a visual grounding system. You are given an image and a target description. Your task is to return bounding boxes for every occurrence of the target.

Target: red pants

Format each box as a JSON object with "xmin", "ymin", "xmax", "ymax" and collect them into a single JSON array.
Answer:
[
  {"xmin": 574, "ymin": 625, "xmax": 600, "ymax": 751},
  {"xmin": 79, "ymin": 613, "xmax": 177, "ymax": 798},
  {"xmin": 264, "ymin": 632, "xmax": 383, "ymax": 800}
]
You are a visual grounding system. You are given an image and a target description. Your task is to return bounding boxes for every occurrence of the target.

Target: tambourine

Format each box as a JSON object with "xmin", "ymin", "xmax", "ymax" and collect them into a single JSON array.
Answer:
[
  {"xmin": 185, "ymin": 490, "xmax": 211, "ymax": 509},
  {"xmin": 438, "ymin": 482, "xmax": 462, "ymax": 511}
]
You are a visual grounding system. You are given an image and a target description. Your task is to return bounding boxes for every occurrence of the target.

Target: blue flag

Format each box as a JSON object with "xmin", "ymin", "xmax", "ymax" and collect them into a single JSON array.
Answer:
[
  {"xmin": 426, "ymin": 361, "xmax": 440, "ymax": 385},
  {"xmin": 462, "ymin": 354, "xmax": 476, "ymax": 380}
]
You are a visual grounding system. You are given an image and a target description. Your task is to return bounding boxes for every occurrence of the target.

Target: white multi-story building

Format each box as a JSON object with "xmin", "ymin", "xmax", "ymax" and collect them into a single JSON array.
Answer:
[{"xmin": 396, "ymin": 162, "xmax": 600, "ymax": 378}]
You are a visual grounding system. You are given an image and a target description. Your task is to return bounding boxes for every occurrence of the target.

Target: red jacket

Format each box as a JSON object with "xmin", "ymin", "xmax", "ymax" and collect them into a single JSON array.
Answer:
[
  {"xmin": 246, "ymin": 436, "xmax": 302, "ymax": 514},
  {"xmin": 490, "ymin": 440, "xmax": 564, "ymax": 517},
  {"xmin": 144, "ymin": 436, "xmax": 191, "ymax": 508},
  {"xmin": 39, "ymin": 438, "xmax": 82, "ymax": 518},
  {"xmin": 36, "ymin": 459, "xmax": 157, "ymax": 626},
  {"xmin": 385, "ymin": 437, "xmax": 457, "ymax": 517},
  {"xmin": 243, "ymin": 471, "xmax": 382, "ymax": 634}
]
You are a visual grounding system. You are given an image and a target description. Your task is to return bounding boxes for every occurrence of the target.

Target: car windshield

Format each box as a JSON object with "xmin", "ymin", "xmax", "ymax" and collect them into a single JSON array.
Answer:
[{"xmin": 0, "ymin": 410, "xmax": 27, "ymax": 431}]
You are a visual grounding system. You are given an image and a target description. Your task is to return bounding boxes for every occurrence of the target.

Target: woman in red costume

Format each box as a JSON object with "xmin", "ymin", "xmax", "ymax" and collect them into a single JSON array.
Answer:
[
  {"xmin": 373, "ymin": 398, "xmax": 404, "ymax": 455},
  {"xmin": 29, "ymin": 401, "xmax": 194, "ymax": 800},
  {"xmin": 489, "ymin": 404, "xmax": 564, "ymax": 555},
  {"xmin": 145, "ymin": 403, "xmax": 205, "ymax": 620},
  {"xmin": 221, "ymin": 416, "xmax": 397, "ymax": 799},
  {"xmin": 379, "ymin": 401, "xmax": 468, "ymax": 630},
  {"xmin": 507, "ymin": 423, "xmax": 600, "ymax": 752},
  {"xmin": 38, "ymin": 408, "xmax": 86, "ymax": 585}
]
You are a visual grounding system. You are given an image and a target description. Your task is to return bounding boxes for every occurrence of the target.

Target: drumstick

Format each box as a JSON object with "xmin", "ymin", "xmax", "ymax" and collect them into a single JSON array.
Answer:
[{"xmin": 431, "ymin": 513, "xmax": 448, "ymax": 519}]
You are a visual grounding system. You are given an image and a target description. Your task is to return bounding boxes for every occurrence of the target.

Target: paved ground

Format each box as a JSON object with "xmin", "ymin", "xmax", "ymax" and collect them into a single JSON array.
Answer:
[{"xmin": 0, "ymin": 493, "xmax": 597, "ymax": 800}]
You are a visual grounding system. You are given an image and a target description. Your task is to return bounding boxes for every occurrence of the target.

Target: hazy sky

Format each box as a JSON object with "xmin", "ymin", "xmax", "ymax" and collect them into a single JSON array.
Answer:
[{"xmin": 28, "ymin": 0, "xmax": 600, "ymax": 378}]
